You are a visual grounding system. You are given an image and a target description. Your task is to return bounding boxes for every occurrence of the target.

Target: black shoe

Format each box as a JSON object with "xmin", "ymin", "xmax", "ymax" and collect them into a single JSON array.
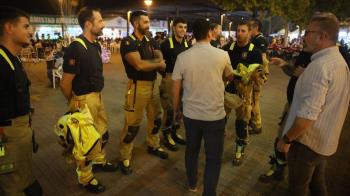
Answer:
[
  {"xmin": 232, "ymin": 154, "xmax": 245, "ymax": 166},
  {"xmin": 118, "ymin": 160, "xmax": 133, "ymax": 175},
  {"xmin": 147, "ymin": 146, "xmax": 168, "ymax": 159},
  {"xmin": 163, "ymin": 135, "xmax": 179, "ymax": 151},
  {"xmin": 81, "ymin": 178, "xmax": 105, "ymax": 194},
  {"xmin": 93, "ymin": 162, "xmax": 118, "ymax": 173},
  {"xmin": 171, "ymin": 124, "xmax": 186, "ymax": 145},
  {"xmin": 249, "ymin": 127, "xmax": 262, "ymax": 135},
  {"xmin": 259, "ymin": 169, "xmax": 285, "ymax": 183}
]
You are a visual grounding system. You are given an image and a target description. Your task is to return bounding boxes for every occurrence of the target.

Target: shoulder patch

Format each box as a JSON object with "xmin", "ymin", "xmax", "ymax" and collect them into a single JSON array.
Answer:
[{"xmin": 68, "ymin": 59, "xmax": 76, "ymax": 66}]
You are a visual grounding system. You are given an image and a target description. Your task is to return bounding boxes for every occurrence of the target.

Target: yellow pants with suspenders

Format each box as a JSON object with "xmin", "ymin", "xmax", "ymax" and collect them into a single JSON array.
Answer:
[
  {"xmin": 0, "ymin": 48, "xmax": 36, "ymax": 195},
  {"xmin": 119, "ymin": 80, "xmax": 163, "ymax": 161}
]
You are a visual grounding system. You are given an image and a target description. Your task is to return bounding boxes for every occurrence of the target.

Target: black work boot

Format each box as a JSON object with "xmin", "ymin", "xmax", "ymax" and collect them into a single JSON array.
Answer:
[
  {"xmin": 171, "ymin": 124, "xmax": 186, "ymax": 145},
  {"xmin": 147, "ymin": 146, "xmax": 168, "ymax": 159},
  {"xmin": 81, "ymin": 178, "xmax": 105, "ymax": 194},
  {"xmin": 93, "ymin": 162, "xmax": 118, "ymax": 173},
  {"xmin": 232, "ymin": 144, "xmax": 246, "ymax": 166},
  {"xmin": 248, "ymin": 122, "xmax": 262, "ymax": 135},
  {"xmin": 259, "ymin": 156, "xmax": 286, "ymax": 183},
  {"xmin": 162, "ymin": 127, "xmax": 178, "ymax": 151},
  {"xmin": 118, "ymin": 160, "xmax": 133, "ymax": 175}
]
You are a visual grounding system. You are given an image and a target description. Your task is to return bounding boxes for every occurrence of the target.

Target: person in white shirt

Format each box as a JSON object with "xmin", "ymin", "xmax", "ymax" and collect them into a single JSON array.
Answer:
[
  {"xmin": 172, "ymin": 19, "xmax": 233, "ymax": 196},
  {"xmin": 277, "ymin": 12, "xmax": 350, "ymax": 196}
]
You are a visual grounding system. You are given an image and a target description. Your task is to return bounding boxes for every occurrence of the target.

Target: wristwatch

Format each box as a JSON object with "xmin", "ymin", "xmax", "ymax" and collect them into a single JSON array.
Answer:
[{"xmin": 282, "ymin": 135, "xmax": 292, "ymax": 144}]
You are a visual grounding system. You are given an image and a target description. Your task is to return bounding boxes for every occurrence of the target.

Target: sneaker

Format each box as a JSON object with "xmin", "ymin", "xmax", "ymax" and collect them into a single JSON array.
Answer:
[
  {"xmin": 119, "ymin": 160, "xmax": 132, "ymax": 175},
  {"xmin": 147, "ymin": 146, "xmax": 168, "ymax": 159},
  {"xmin": 81, "ymin": 178, "xmax": 105, "ymax": 194},
  {"xmin": 93, "ymin": 162, "xmax": 118, "ymax": 172}
]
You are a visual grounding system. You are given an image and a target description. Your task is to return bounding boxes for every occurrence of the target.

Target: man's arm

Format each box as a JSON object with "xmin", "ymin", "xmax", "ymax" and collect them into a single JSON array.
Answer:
[
  {"xmin": 277, "ymin": 117, "xmax": 314, "ymax": 152},
  {"xmin": 60, "ymin": 73, "xmax": 75, "ymax": 101},
  {"xmin": 172, "ymin": 79, "xmax": 182, "ymax": 121},
  {"xmin": 124, "ymin": 52, "xmax": 165, "ymax": 72}
]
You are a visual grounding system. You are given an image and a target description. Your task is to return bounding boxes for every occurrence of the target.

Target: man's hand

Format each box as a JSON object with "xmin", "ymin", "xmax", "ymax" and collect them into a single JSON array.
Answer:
[
  {"xmin": 173, "ymin": 110, "xmax": 182, "ymax": 123},
  {"xmin": 158, "ymin": 60, "xmax": 166, "ymax": 71},
  {"xmin": 277, "ymin": 138, "xmax": 291, "ymax": 153},
  {"xmin": 293, "ymin": 66, "xmax": 305, "ymax": 77},
  {"xmin": 269, "ymin": 57, "xmax": 286, "ymax": 68}
]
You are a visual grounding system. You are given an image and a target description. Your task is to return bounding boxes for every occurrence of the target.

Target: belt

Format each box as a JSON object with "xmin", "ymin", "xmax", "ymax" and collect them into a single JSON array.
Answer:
[{"xmin": 0, "ymin": 120, "xmax": 12, "ymax": 127}]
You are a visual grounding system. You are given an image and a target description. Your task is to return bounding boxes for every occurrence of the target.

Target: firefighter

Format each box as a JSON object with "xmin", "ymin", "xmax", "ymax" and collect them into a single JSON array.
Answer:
[
  {"xmin": 119, "ymin": 10, "xmax": 168, "ymax": 175},
  {"xmin": 223, "ymin": 20, "xmax": 264, "ymax": 166},
  {"xmin": 0, "ymin": 6, "xmax": 42, "ymax": 196},
  {"xmin": 248, "ymin": 18, "xmax": 269, "ymax": 134},
  {"xmin": 60, "ymin": 7, "xmax": 117, "ymax": 193},
  {"xmin": 160, "ymin": 17, "xmax": 190, "ymax": 151}
]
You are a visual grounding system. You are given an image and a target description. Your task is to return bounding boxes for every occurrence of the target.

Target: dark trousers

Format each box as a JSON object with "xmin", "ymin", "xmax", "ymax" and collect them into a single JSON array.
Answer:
[
  {"xmin": 288, "ymin": 142, "xmax": 328, "ymax": 196},
  {"xmin": 183, "ymin": 116, "xmax": 225, "ymax": 196}
]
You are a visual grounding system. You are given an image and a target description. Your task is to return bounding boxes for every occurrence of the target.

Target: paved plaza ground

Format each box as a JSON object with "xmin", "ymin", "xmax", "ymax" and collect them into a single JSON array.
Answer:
[{"xmin": 22, "ymin": 53, "xmax": 350, "ymax": 196}]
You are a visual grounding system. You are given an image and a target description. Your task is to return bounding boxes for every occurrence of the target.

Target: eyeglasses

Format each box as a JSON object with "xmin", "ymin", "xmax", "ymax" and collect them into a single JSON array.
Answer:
[{"xmin": 304, "ymin": 30, "xmax": 321, "ymax": 36}]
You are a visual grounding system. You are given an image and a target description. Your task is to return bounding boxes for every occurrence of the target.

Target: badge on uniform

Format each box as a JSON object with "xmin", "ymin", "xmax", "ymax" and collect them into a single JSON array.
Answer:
[
  {"xmin": 242, "ymin": 52, "xmax": 248, "ymax": 59},
  {"xmin": 69, "ymin": 59, "xmax": 76, "ymax": 66},
  {"xmin": 125, "ymin": 41, "xmax": 130, "ymax": 46}
]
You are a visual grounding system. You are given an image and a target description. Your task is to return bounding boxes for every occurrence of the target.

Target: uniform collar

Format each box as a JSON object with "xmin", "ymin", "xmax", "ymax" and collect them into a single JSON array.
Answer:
[{"xmin": 132, "ymin": 33, "xmax": 149, "ymax": 42}]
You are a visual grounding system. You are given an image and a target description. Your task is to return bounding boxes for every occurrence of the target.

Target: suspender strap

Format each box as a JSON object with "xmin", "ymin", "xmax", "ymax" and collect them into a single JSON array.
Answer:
[
  {"xmin": 74, "ymin": 38, "xmax": 87, "ymax": 50},
  {"xmin": 248, "ymin": 43, "xmax": 255, "ymax": 51},
  {"xmin": 169, "ymin": 37, "xmax": 189, "ymax": 49},
  {"xmin": 0, "ymin": 48, "xmax": 15, "ymax": 71},
  {"xmin": 229, "ymin": 42, "xmax": 235, "ymax": 51}
]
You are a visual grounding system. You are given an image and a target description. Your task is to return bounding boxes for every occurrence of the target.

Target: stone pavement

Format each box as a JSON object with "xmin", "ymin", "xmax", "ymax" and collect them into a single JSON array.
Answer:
[{"xmin": 21, "ymin": 53, "xmax": 350, "ymax": 196}]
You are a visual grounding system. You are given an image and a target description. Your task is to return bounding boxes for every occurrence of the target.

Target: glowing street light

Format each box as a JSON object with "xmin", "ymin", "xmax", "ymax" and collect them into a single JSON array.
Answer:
[
  {"xmin": 220, "ymin": 13, "xmax": 225, "ymax": 26},
  {"xmin": 144, "ymin": 0, "xmax": 153, "ymax": 7},
  {"xmin": 127, "ymin": 10, "xmax": 132, "ymax": 35}
]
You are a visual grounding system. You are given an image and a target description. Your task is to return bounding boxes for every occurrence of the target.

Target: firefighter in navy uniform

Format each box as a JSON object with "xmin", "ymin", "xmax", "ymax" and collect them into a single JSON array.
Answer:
[
  {"xmin": 248, "ymin": 18, "xmax": 269, "ymax": 135},
  {"xmin": 60, "ymin": 8, "xmax": 117, "ymax": 193},
  {"xmin": 223, "ymin": 20, "xmax": 264, "ymax": 166},
  {"xmin": 0, "ymin": 7, "xmax": 42, "ymax": 196},
  {"xmin": 119, "ymin": 10, "xmax": 168, "ymax": 175},
  {"xmin": 160, "ymin": 17, "xmax": 190, "ymax": 151},
  {"xmin": 210, "ymin": 23, "xmax": 222, "ymax": 48}
]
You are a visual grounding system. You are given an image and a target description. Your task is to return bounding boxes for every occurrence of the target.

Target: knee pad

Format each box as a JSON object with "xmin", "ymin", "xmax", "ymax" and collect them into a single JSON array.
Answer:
[
  {"xmin": 152, "ymin": 118, "xmax": 162, "ymax": 134},
  {"xmin": 235, "ymin": 120, "xmax": 248, "ymax": 139},
  {"xmin": 24, "ymin": 180, "xmax": 42, "ymax": 196},
  {"xmin": 123, "ymin": 126, "xmax": 139, "ymax": 143}
]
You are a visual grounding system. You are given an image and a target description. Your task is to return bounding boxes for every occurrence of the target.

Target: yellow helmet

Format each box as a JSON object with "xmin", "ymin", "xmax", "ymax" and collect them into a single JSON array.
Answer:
[{"xmin": 55, "ymin": 114, "xmax": 71, "ymax": 139}]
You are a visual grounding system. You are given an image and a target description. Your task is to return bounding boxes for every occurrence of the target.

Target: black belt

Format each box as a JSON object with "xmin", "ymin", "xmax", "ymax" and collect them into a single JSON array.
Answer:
[{"xmin": 0, "ymin": 120, "xmax": 12, "ymax": 127}]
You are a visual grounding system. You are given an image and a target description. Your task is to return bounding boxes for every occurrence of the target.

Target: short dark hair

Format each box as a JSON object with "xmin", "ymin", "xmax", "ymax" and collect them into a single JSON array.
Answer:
[
  {"xmin": 130, "ymin": 10, "xmax": 148, "ymax": 27},
  {"xmin": 310, "ymin": 12, "xmax": 339, "ymax": 43},
  {"xmin": 210, "ymin": 23, "xmax": 220, "ymax": 30},
  {"xmin": 0, "ymin": 6, "xmax": 29, "ymax": 36},
  {"xmin": 249, "ymin": 18, "xmax": 262, "ymax": 31},
  {"xmin": 173, "ymin": 17, "xmax": 187, "ymax": 26},
  {"xmin": 238, "ymin": 20, "xmax": 250, "ymax": 30},
  {"xmin": 193, "ymin": 19, "xmax": 211, "ymax": 41},
  {"xmin": 77, "ymin": 7, "xmax": 101, "ymax": 29}
]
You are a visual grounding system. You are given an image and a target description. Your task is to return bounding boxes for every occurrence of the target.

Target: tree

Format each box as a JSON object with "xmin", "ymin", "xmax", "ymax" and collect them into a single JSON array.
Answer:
[{"xmin": 211, "ymin": 0, "xmax": 312, "ymax": 45}]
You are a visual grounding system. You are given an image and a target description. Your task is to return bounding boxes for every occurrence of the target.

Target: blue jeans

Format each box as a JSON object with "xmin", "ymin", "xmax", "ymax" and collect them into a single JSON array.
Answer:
[{"xmin": 183, "ymin": 116, "xmax": 225, "ymax": 196}]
